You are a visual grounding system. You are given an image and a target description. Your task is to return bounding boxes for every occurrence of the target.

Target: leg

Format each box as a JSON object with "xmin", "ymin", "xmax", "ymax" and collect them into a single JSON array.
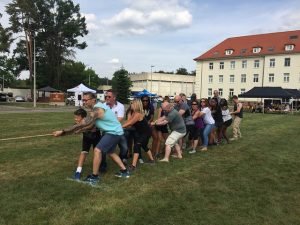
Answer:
[
  {"xmin": 77, "ymin": 152, "xmax": 88, "ymax": 168},
  {"xmin": 109, "ymin": 153, "xmax": 126, "ymax": 170},
  {"xmin": 174, "ymin": 143, "xmax": 182, "ymax": 159},
  {"xmin": 92, "ymin": 147, "xmax": 102, "ymax": 176},
  {"xmin": 161, "ymin": 144, "xmax": 172, "ymax": 162}
]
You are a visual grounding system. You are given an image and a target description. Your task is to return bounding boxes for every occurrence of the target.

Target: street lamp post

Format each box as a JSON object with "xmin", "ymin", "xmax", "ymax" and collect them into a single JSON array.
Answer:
[
  {"xmin": 33, "ymin": 35, "xmax": 36, "ymax": 108},
  {"xmin": 1, "ymin": 75, "xmax": 4, "ymax": 92},
  {"xmin": 150, "ymin": 65, "xmax": 154, "ymax": 93}
]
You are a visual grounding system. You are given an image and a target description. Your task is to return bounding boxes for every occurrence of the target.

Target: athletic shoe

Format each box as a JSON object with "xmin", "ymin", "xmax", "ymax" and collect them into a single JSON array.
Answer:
[
  {"xmin": 200, "ymin": 147, "xmax": 208, "ymax": 151},
  {"xmin": 229, "ymin": 137, "xmax": 238, "ymax": 141},
  {"xmin": 115, "ymin": 170, "xmax": 130, "ymax": 178},
  {"xmin": 84, "ymin": 174, "xmax": 100, "ymax": 185},
  {"xmin": 189, "ymin": 149, "xmax": 197, "ymax": 154},
  {"xmin": 74, "ymin": 172, "xmax": 81, "ymax": 180},
  {"xmin": 138, "ymin": 158, "xmax": 144, "ymax": 164}
]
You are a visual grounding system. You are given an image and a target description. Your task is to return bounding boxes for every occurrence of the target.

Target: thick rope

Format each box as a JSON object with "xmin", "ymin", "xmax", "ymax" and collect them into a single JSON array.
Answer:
[{"xmin": 0, "ymin": 134, "xmax": 53, "ymax": 141}]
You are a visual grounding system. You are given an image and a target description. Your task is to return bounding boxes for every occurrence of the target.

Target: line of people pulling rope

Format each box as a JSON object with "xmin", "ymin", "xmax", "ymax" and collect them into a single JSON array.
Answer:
[{"xmin": 53, "ymin": 90, "xmax": 243, "ymax": 186}]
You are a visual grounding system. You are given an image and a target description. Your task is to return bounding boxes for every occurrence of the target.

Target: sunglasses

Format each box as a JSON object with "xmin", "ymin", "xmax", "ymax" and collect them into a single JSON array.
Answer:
[
  {"xmin": 82, "ymin": 98, "xmax": 92, "ymax": 102},
  {"xmin": 105, "ymin": 96, "xmax": 112, "ymax": 99},
  {"xmin": 142, "ymin": 100, "xmax": 148, "ymax": 102}
]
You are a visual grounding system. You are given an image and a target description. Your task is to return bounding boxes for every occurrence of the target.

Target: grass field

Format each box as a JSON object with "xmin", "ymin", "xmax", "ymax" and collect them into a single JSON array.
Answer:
[{"xmin": 0, "ymin": 112, "xmax": 299, "ymax": 225}]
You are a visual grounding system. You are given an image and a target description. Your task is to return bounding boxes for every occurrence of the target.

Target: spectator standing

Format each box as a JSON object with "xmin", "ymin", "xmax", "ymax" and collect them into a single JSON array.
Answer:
[{"xmin": 230, "ymin": 95, "xmax": 243, "ymax": 141}]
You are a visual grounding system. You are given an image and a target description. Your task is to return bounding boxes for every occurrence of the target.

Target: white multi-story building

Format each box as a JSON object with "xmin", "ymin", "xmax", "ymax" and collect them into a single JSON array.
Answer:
[
  {"xmin": 130, "ymin": 72, "xmax": 195, "ymax": 97},
  {"xmin": 193, "ymin": 30, "xmax": 300, "ymax": 99}
]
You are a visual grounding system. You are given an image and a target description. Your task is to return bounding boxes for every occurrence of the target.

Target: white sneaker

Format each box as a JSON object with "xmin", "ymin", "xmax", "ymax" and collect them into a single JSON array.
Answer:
[
  {"xmin": 138, "ymin": 159, "xmax": 144, "ymax": 164},
  {"xmin": 229, "ymin": 137, "xmax": 238, "ymax": 141},
  {"xmin": 189, "ymin": 149, "xmax": 196, "ymax": 154}
]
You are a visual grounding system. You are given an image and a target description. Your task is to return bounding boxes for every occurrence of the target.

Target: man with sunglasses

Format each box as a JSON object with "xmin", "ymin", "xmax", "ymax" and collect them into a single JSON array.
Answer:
[
  {"xmin": 75, "ymin": 96, "xmax": 130, "ymax": 185},
  {"xmin": 53, "ymin": 92, "xmax": 103, "ymax": 180},
  {"xmin": 105, "ymin": 89, "xmax": 128, "ymax": 163}
]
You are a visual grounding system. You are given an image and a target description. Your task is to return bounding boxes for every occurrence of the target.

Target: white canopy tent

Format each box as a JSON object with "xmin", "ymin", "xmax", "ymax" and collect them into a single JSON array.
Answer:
[{"xmin": 67, "ymin": 83, "xmax": 96, "ymax": 106}]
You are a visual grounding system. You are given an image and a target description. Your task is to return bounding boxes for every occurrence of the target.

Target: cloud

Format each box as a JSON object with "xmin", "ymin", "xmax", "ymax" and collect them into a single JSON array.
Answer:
[
  {"xmin": 99, "ymin": 1, "xmax": 192, "ymax": 36},
  {"xmin": 107, "ymin": 58, "xmax": 120, "ymax": 64},
  {"xmin": 82, "ymin": 13, "xmax": 99, "ymax": 30}
]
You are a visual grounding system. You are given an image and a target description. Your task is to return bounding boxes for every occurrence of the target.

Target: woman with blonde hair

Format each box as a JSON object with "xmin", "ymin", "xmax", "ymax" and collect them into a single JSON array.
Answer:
[{"xmin": 122, "ymin": 99, "xmax": 155, "ymax": 170}]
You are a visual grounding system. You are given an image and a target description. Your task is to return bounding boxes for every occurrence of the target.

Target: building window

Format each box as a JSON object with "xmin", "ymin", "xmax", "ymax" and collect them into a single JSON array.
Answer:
[
  {"xmin": 230, "ymin": 61, "xmax": 235, "ymax": 69},
  {"xmin": 230, "ymin": 75, "xmax": 235, "ymax": 83},
  {"xmin": 242, "ymin": 60, "xmax": 247, "ymax": 68},
  {"xmin": 284, "ymin": 58, "xmax": 290, "ymax": 67},
  {"xmin": 219, "ymin": 62, "xmax": 224, "ymax": 69},
  {"xmin": 229, "ymin": 88, "xmax": 234, "ymax": 97},
  {"xmin": 253, "ymin": 47, "xmax": 261, "ymax": 53},
  {"xmin": 283, "ymin": 73, "xmax": 290, "ymax": 83},
  {"xmin": 218, "ymin": 88, "xmax": 223, "ymax": 97},
  {"xmin": 285, "ymin": 44, "xmax": 294, "ymax": 51},
  {"xmin": 241, "ymin": 88, "xmax": 246, "ymax": 94},
  {"xmin": 225, "ymin": 49, "xmax": 234, "ymax": 55},
  {"xmin": 253, "ymin": 74, "xmax": 259, "ymax": 83},
  {"xmin": 208, "ymin": 75, "xmax": 213, "ymax": 83},
  {"xmin": 209, "ymin": 62, "xmax": 213, "ymax": 70},
  {"xmin": 269, "ymin": 74, "xmax": 274, "ymax": 83},
  {"xmin": 219, "ymin": 75, "xmax": 223, "ymax": 83},
  {"xmin": 241, "ymin": 74, "xmax": 246, "ymax": 83},
  {"xmin": 254, "ymin": 60, "xmax": 260, "ymax": 68},
  {"xmin": 270, "ymin": 58, "xmax": 275, "ymax": 68},
  {"xmin": 208, "ymin": 88, "xmax": 212, "ymax": 97}
]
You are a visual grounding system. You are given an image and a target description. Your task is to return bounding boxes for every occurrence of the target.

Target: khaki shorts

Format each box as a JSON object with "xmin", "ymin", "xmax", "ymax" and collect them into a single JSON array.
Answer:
[{"xmin": 165, "ymin": 131, "xmax": 186, "ymax": 148}]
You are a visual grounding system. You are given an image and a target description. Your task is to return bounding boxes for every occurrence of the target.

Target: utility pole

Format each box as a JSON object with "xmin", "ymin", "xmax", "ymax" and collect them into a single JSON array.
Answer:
[{"xmin": 151, "ymin": 65, "xmax": 155, "ymax": 93}]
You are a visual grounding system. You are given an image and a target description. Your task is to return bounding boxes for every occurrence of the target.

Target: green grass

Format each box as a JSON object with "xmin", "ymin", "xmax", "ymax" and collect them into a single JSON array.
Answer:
[{"xmin": 0, "ymin": 112, "xmax": 299, "ymax": 225}]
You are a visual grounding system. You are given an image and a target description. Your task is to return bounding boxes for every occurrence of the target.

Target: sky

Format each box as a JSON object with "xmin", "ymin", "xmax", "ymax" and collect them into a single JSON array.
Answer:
[{"xmin": 1, "ymin": 0, "xmax": 300, "ymax": 79}]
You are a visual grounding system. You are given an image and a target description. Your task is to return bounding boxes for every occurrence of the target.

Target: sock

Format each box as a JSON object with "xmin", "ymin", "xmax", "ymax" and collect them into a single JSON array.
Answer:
[
  {"xmin": 92, "ymin": 174, "xmax": 99, "ymax": 177},
  {"xmin": 76, "ymin": 167, "xmax": 82, "ymax": 173},
  {"xmin": 121, "ymin": 169, "xmax": 128, "ymax": 173}
]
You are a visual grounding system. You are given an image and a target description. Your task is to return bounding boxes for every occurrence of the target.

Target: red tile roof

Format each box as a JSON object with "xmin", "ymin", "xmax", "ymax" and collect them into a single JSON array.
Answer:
[{"xmin": 194, "ymin": 30, "xmax": 300, "ymax": 61}]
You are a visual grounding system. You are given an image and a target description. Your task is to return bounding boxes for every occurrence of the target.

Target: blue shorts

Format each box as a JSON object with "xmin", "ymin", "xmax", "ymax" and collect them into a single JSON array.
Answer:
[{"xmin": 96, "ymin": 133, "xmax": 122, "ymax": 154}]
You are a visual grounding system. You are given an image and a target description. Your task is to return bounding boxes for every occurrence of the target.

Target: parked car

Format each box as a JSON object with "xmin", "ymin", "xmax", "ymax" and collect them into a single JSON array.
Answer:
[
  {"xmin": 0, "ymin": 93, "xmax": 7, "ymax": 102},
  {"xmin": 15, "ymin": 95, "xmax": 26, "ymax": 102}
]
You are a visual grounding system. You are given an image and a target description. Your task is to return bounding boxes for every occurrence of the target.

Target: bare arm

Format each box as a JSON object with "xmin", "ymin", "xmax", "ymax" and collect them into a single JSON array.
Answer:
[
  {"xmin": 53, "ymin": 118, "xmax": 89, "ymax": 137},
  {"xmin": 151, "ymin": 115, "xmax": 168, "ymax": 126},
  {"xmin": 192, "ymin": 110, "xmax": 204, "ymax": 120},
  {"xmin": 75, "ymin": 108, "xmax": 105, "ymax": 133},
  {"xmin": 231, "ymin": 103, "xmax": 243, "ymax": 115},
  {"xmin": 122, "ymin": 112, "xmax": 142, "ymax": 128}
]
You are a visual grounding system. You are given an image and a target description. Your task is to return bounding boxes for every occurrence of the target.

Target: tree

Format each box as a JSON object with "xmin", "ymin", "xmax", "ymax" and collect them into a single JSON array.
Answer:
[
  {"xmin": 0, "ymin": 14, "xmax": 15, "ymax": 90},
  {"xmin": 111, "ymin": 68, "xmax": 132, "ymax": 104},
  {"xmin": 176, "ymin": 67, "xmax": 189, "ymax": 75},
  {"xmin": 6, "ymin": 0, "xmax": 88, "ymax": 91}
]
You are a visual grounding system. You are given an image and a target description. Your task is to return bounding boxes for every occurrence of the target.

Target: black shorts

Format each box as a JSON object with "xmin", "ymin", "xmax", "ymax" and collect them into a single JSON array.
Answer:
[
  {"xmin": 214, "ymin": 121, "xmax": 223, "ymax": 128},
  {"xmin": 82, "ymin": 131, "xmax": 101, "ymax": 153},
  {"xmin": 223, "ymin": 119, "xmax": 232, "ymax": 127},
  {"xmin": 155, "ymin": 124, "xmax": 169, "ymax": 133}
]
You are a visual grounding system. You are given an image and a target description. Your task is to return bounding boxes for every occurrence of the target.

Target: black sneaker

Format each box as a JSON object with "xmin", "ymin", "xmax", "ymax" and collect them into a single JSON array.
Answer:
[
  {"xmin": 115, "ymin": 170, "xmax": 130, "ymax": 178},
  {"xmin": 84, "ymin": 174, "xmax": 100, "ymax": 185}
]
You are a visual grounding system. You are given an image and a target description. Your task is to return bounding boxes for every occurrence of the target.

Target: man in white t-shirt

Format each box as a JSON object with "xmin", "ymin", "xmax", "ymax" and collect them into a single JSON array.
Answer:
[{"xmin": 105, "ymin": 89, "xmax": 128, "ymax": 161}]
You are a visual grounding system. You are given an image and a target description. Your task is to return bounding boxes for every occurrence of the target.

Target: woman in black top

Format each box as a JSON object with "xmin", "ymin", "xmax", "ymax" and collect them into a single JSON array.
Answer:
[{"xmin": 122, "ymin": 99, "xmax": 155, "ymax": 170}]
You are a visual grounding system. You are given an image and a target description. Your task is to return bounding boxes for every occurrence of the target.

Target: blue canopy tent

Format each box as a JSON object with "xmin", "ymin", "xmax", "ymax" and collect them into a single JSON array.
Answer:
[{"xmin": 134, "ymin": 89, "xmax": 156, "ymax": 97}]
